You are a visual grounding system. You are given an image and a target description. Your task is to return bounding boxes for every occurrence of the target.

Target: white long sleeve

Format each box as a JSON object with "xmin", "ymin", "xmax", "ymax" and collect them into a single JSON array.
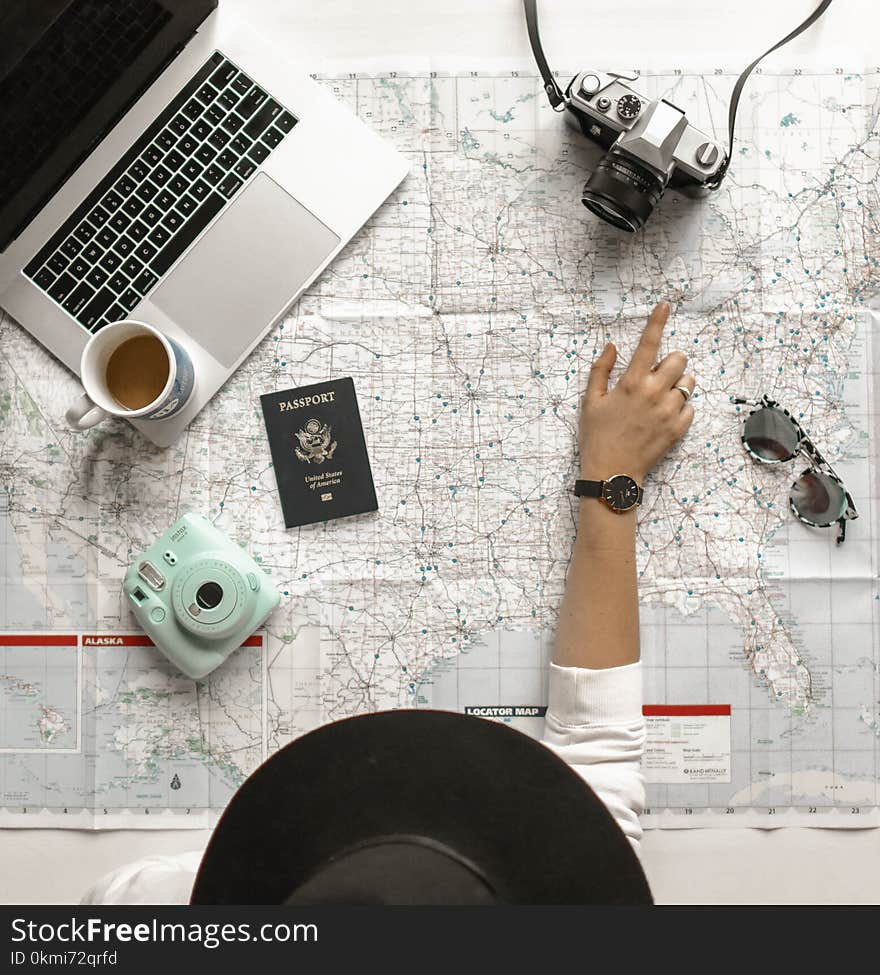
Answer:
[
  {"xmin": 541, "ymin": 661, "xmax": 646, "ymax": 855},
  {"xmin": 83, "ymin": 662, "xmax": 646, "ymax": 903}
]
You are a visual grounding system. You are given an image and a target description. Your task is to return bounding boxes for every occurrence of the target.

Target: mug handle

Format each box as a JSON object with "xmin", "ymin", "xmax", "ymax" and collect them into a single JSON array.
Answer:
[{"xmin": 66, "ymin": 393, "xmax": 108, "ymax": 430}]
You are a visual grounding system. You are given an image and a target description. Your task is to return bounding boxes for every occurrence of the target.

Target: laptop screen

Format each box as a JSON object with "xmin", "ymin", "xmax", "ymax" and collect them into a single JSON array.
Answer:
[{"xmin": 0, "ymin": 0, "xmax": 216, "ymax": 253}]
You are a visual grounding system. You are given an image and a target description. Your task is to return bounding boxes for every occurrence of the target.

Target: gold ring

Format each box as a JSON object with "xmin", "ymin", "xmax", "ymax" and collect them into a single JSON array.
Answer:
[{"xmin": 674, "ymin": 385, "xmax": 691, "ymax": 402}]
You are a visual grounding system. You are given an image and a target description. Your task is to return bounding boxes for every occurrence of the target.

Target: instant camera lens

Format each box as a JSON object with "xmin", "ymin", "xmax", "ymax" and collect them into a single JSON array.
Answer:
[
  {"xmin": 742, "ymin": 407, "xmax": 800, "ymax": 462},
  {"xmin": 582, "ymin": 149, "xmax": 666, "ymax": 232},
  {"xmin": 196, "ymin": 581, "xmax": 224, "ymax": 610},
  {"xmin": 789, "ymin": 471, "xmax": 846, "ymax": 527}
]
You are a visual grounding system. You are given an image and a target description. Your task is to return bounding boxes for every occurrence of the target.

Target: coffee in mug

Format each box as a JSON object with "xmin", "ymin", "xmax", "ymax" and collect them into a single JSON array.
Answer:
[
  {"xmin": 66, "ymin": 320, "xmax": 195, "ymax": 431},
  {"xmin": 106, "ymin": 335, "xmax": 171, "ymax": 410}
]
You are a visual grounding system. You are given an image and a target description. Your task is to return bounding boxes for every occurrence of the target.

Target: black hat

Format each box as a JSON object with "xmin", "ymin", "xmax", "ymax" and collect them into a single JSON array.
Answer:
[{"xmin": 191, "ymin": 709, "xmax": 651, "ymax": 904}]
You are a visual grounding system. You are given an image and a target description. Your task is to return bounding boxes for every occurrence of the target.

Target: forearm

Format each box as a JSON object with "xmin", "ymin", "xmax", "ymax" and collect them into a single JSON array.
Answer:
[{"xmin": 553, "ymin": 499, "xmax": 639, "ymax": 669}]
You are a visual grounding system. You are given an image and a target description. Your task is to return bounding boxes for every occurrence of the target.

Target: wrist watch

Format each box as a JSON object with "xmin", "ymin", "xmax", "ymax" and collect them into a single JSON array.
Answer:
[{"xmin": 574, "ymin": 474, "xmax": 643, "ymax": 512}]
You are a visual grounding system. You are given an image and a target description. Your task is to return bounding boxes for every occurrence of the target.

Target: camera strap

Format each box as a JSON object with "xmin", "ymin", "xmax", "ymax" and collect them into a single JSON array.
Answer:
[
  {"xmin": 709, "ymin": 0, "xmax": 832, "ymax": 187},
  {"xmin": 524, "ymin": 0, "xmax": 834, "ymax": 177}
]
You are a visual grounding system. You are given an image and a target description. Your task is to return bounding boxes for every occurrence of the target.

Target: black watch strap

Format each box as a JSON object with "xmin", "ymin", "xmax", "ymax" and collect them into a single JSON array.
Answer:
[{"xmin": 573, "ymin": 479, "xmax": 603, "ymax": 499}]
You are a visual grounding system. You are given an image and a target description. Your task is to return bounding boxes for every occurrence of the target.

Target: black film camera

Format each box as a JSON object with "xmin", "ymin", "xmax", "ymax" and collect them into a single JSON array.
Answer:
[{"xmin": 523, "ymin": 0, "xmax": 832, "ymax": 232}]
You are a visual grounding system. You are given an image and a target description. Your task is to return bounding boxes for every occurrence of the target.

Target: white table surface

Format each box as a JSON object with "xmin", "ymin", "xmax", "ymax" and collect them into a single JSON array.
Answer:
[{"xmin": 3, "ymin": 0, "xmax": 880, "ymax": 905}]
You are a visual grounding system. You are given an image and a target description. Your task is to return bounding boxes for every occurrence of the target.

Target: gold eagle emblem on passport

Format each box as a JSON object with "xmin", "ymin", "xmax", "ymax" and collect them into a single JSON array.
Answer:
[{"xmin": 294, "ymin": 418, "xmax": 337, "ymax": 464}]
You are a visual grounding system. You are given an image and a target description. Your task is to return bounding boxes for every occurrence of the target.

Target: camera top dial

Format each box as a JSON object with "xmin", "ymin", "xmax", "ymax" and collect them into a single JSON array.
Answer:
[{"xmin": 616, "ymin": 94, "xmax": 642, "ymax": 121}]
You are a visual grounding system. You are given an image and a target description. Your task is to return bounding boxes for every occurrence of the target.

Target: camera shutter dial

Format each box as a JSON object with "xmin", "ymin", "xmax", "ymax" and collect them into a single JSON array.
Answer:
[{"xmin": 616, "ymin": 94, "xmax": 642, "ymax": 120}]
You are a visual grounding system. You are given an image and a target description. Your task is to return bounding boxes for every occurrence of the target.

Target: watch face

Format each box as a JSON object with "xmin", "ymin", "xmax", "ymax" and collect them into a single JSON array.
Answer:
[{"xmin": 603, "ymin": 475, "xmax": 640, "ymax": 511}]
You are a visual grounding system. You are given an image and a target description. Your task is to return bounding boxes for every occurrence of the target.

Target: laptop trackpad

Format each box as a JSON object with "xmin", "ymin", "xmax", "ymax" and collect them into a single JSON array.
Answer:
[{"xmin": 152, "ymin": 173, "xmax": 340, "ymax": 368}]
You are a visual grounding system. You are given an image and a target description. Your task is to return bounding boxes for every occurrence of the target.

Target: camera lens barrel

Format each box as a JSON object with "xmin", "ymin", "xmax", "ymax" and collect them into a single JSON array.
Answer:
[{"xmin": 582, "ymin": 151, "xmax": 666, "ymax": 232}]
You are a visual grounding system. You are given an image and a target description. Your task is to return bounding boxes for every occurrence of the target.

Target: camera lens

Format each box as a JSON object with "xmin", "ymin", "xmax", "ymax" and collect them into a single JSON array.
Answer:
[
  {"xmin": 582, "ymin": 149, "xmax": 666, "ymax": 232},
  {"xmin": 196, "ymin": 581, "xmax": 224, "ymax": 610}
]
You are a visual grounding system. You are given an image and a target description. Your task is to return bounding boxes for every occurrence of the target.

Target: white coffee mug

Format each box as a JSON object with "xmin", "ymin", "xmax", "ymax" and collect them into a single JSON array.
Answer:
[{"xmin": 66, "ymin": 320, "xmax": 195, "ymax": 431}]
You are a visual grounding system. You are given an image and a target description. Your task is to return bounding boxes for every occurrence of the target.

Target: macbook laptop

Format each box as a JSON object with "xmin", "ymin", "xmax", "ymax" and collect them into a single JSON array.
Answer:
[{"xmin": 0, "ymin": 0, "xmax": 408, "ymax": 446}]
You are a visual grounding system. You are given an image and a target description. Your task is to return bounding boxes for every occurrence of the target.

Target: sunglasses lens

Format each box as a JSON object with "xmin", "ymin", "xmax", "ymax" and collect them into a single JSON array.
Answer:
[
  {"xmin": 790, "ymin": 470, "xmax": 846, "ymax": 527},
  {"xmin": 743, "ymin": 407, "xmax": 800, "ymax": 461}
]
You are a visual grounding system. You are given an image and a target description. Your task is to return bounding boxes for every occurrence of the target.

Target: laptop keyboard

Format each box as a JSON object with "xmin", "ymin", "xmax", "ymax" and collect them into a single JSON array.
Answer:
[{"xmin": 24, "ymin": 52, "xmax": 297, "ymax": 333}]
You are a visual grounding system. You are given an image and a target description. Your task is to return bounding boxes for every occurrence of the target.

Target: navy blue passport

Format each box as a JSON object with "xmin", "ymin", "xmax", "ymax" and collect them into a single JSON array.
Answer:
[{"xmin": 260, "ymin": 378, "xmax": 378, "ymax": 528}]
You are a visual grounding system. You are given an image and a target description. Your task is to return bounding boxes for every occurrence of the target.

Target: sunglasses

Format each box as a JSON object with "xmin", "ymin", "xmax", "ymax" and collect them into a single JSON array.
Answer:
[{"xmin": 733, "ymin": 395, "xmax": 858, "ymax": 544}]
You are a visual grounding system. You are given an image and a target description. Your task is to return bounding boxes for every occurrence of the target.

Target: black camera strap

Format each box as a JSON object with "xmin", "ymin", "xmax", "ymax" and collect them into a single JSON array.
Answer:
[{"xmin": 523, "ymin": 0, "xmax": 834, "ymax": 180}]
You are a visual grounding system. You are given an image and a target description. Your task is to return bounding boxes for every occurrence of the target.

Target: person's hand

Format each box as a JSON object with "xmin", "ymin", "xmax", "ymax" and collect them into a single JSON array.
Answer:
[{"xmin": 579, "ymin": 301, "xmax": 695, "ymax": 484}]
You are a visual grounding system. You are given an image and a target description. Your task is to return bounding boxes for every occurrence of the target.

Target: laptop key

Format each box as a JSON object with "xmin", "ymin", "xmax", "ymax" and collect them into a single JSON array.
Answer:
[
  {"xmin": 108, "ymin": 272, "xmax": 129, "ymax": 293},
  {"xmin": 221, "ymin": 114, "xmax": 243, "ymax": 135},
  {"xmin": 169, "ymin": 174, "xmax": 189, "ymax": 195},
  {"xmin": 276, "ymin": 111, "xmax": 297, "ymax": 133},
  {"xmin": 155, "ymin": 190, "xmax": 175, "ymax": 211},
  {"xmin": 176, "ymin": 194, "xmax": 197, "ymax": 217},
  {"xmin": 164, "ymin": 149, "xmax": 186, "ymax": 171},
  {"xmin": 234, "ymin": 158, "xmax": 256, "ymax": 180},
  {"xmin": 152, "ymin": 164, "xmax": 173, "ymax": 186},
  {"xmin": 121, "ymin": 256, "xmax": 144, "ymax": 279},
  {"xmin": 218, "ymin": 174, "xmax": 243, "ymax": 199},
  {"xmin": 61, "ymin": 236, "xmax": 84, "ymax": 258},
  {"xmin": 82, "ymin": 242, "xmax": 103, "ymax": 264},
  {"xmin": 47, "ymin": 252, "xmax": 69, "ymax": 275},
  {"xmin": 136, "ymin": 181, "xmax": 158, "ymax": 203},
  {"xmin": 96, "ymin": 227, "xmax": 115, "ymax": 249},
  {"xmin": 62, "ymin": 281, "xmax": 95, "ymax": 316},
  {"xmin": 248, "ymin": 142, "xmax": 269, "ymax": 164},
  {"xmin": 196, "ymin": 83, "xmax": 218, "ymax": 105},
  {"xmin": 119, "ymin": 289, "xmax": 141, "ymax": 312},
  {"xmin": 237, "ymin": 87, "xmax": 268, "ymax": 120},
  {"xmin": 210, "ymin": 61, "xmax": 238, "ymax": 89},
  {"xmin": 123, "ymin": 197, "xmax": 145, "ymax": 218},
  {"xmin": 169, "ymin": 114, "xmax": 190, "ymax": 135},
  {"xmin": 48, "ymin": 272, "xmax": 76, "ymax": 303},
  {"xmin": 86, "ymin": 265, "xmax": 109, "ymax": 289},
  {"xmin": 151, "ymin": 191, "xmax": 224, "ymax": 276},
  {"xmin": 69, "ymin": 256, "xmax": 89, "ymax": 278},
  {"xmin": 109, "ymin": 211, "xmax": 131, "ymax": 234},
  {"xmin": 262, "ymin": 127, "xmax": 284, "ymax": 149},
  {"xmin": 231, "ymin": 133, "xmax": 253, "ymax": 154},
  {"xmin": 162, "ymin": 210, "xmax": 184, "ymax": 232},
  {"xmin": 99, "ymin": 251, "xmax": 122, "ymax": 273},
  {"xmin": 72, "ymin": 224, "xmax": 95, "ymax": 245},
  {"xmin": 189, "ymin": 178, "xmax": 210, "ymax": 201},
  {"xmin": 104, "ymin": 303, "xmax": 125, "ymax": 324},
  {"xmin": 115, "ymin": 174, "xmax": 137, "ymax": 197},
  {"xmin": 243, "ymin": 99, "xmax": 281, "ymax": 138},
  {"xmin": 127, "ymin": 220, "xmax": 149, "ymax": 242},
  {"xmin": 218, "ymin": 149, "xmax": 237, "ymax": 170},
  {"xmin": 114, "ymin": 237, "xmax": 134, "ymax": 257},
  {"xmin": 182, "ymin": 159, "xmax": 204, "ymax": 180},
  {"xmin": 218, "ymin": 89, "xmax": 239, "ymax": 111},
  {"xmin": 156, "ymin": 129, "xmax": 177, "ymax": 151},
  {"xmin": 34, "ymin": 267, "xmax": 56, "ymax": 290},
  {"xmin": 128, "ymin": 159, "xmax": 149, "ymax": 182},
  {"xmin": 101, "ymin": 190, "xmax": 124, "ymax": 213},
  {"xmin": 208, "ymin": 129, "xmax": 230, "ymax": 151},
  {"xmin": 191, "ymin": 119, "xmax": 211, "ymax": 141},
  {"xmin": 78, "ymin": 288, "xmax": 115, "ymax": 330},
  {"xmin": 231, "ymin": 72, "xmax": 252, "ymax": 95},
  {"xmin": 132, "ymin": 269, "xmax": 159, "ymax": 294},
  {"xmin": 196, "ymin": 144, "xmax": 217, "ymax": 165},
  {"xmin": 203, "ymin": 164, "xmax": 224, "ymax": 186},
  {"xmin": 148, "ymin": 225, "xmax": 171, "ymax": 247},
  {"xmin": 206, "ymin": 102, "xmax": 225, "ymax": 125},
  {"xmin": 134, "ymin": 241, "xmax": 157, "ymax": 263},
  {"xmin": 182, "ymin": 98, "xmax": 203, "ymax": 121},
  {"xmin": 141, "ymin": 144, "xmax": 163, "ymax": 167},
  {"xmin": 141, "ymin": 206, "xmax": 162, "ymax": 228}
]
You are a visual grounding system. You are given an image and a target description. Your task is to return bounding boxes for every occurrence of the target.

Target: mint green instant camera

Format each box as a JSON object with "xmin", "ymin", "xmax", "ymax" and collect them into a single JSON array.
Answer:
[{"xmin": 123, "ymin": 513, "xmax": 279, "ymax": 679}]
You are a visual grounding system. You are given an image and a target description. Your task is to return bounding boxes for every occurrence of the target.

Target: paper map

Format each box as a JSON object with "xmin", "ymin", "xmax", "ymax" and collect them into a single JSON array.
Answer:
[{"xmin": 1, "ymin": 68, "xmax": 878, "ymax": 827}]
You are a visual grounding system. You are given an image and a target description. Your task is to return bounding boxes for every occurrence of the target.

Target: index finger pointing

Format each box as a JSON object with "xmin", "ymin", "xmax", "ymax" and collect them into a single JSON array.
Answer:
[{"xmin": 628, "ymin": 301, "xmax": 670, "ymax": 375}]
